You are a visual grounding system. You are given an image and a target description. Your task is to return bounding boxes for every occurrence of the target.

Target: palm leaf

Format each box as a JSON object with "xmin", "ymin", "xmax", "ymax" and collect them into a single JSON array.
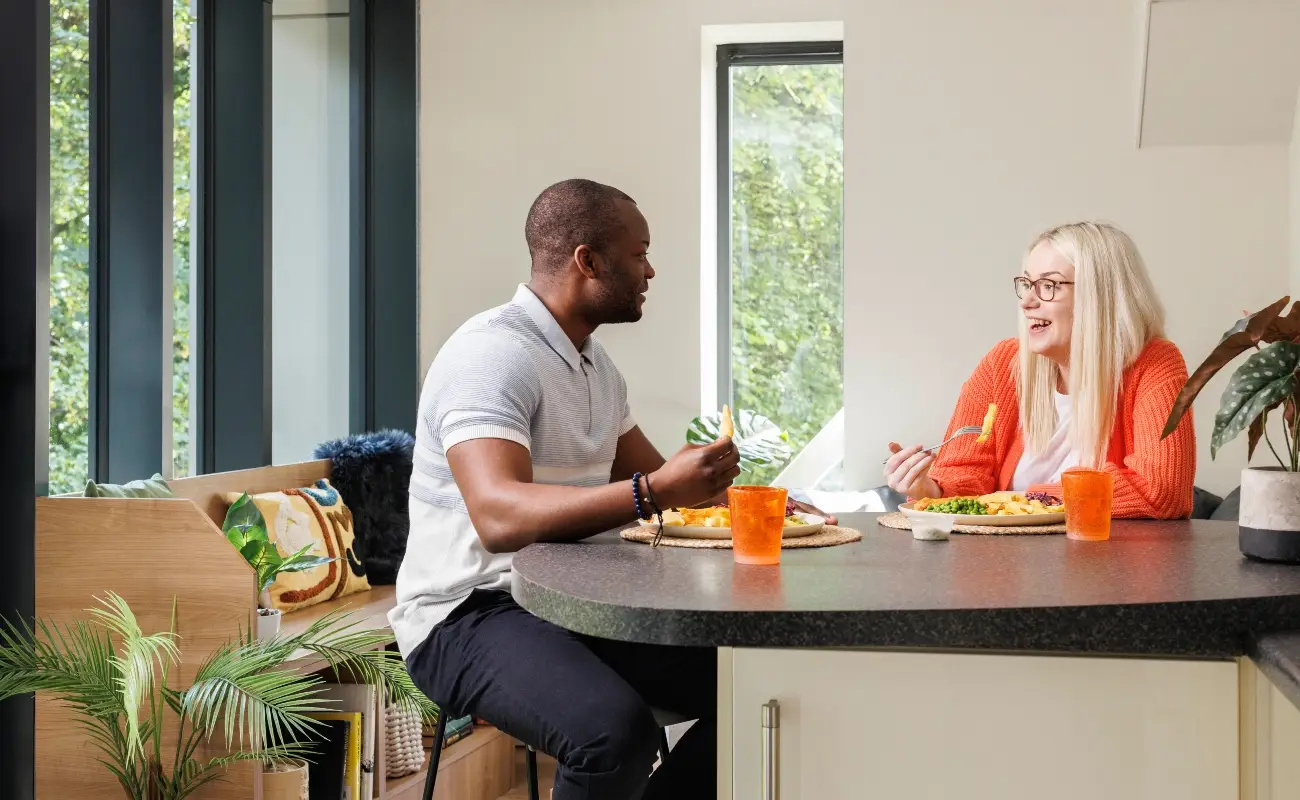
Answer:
[
  {"xmin": 282, "ymin": 610, "xmax": 437, "ymax": 721},
  {"xmin": 88, "ymin": 592, "xmax": 180, "ymax": 764},
  {"xmin": 184, "ymin": 640, "xmax": 329, "ymax": 753}
]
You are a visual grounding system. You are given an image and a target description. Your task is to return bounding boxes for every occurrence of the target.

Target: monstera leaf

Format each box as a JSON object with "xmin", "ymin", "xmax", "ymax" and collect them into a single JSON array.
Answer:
[
  {"xmin": 1211, "ymin": 341, "xmax": 1300, "ymax": 458},
  {"xmin": 687, "ymin": 408, "xmax": 794, "ymax": 472},
  {"xmin": 1165, "ymin": 296, "xmax": 1300, "ymax": 439}
]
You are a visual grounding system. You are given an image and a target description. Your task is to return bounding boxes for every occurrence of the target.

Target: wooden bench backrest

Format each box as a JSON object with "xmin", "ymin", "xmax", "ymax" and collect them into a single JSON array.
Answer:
[{"xmin": 167, "ymin": 459, "xmax": 332, "ymax": 527}]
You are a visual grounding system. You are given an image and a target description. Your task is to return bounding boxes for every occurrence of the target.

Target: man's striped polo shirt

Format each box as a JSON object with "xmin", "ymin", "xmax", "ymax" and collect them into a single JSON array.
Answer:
[{"xmin": 389, "ymin": 284, "xmax": 634, "ymax": 658}]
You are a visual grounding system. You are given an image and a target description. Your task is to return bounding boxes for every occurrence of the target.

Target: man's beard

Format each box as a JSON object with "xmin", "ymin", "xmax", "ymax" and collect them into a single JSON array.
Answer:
[{"xmin": 588, "ymin": 272, "xmax": 642, "ymax": 326}]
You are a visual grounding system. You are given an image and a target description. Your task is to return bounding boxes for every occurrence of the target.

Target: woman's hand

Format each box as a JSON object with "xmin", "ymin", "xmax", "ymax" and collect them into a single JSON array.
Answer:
[
  {"xmin": 884, "ymin": 442, "xmax": 941, "ymax": 499},
  {"xmin": 790, "ymin": 498, "xmax": 837, "ymax": 526}
]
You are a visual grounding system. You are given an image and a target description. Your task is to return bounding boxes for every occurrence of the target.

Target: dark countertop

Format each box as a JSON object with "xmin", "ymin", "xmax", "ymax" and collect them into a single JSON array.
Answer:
[
  {"xmin": 1250, "ymin": 632, "xmax": 1300, "ymax": 710},
  {"xmin": 510, "ymin": 512, "xmax": 1300, "ymax": 657}
]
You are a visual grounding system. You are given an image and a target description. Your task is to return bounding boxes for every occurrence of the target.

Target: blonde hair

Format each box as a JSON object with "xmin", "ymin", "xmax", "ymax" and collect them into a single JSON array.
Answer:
[{"xmin": 1019, "ymin": 222, "xmax": 1166, "ymax": 468}]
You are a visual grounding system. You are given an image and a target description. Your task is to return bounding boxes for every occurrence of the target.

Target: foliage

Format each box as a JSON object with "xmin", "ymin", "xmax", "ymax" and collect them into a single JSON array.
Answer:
[
  {"xmin": 687, "ymin": 409, "xmax": 794, "ymax": 475},
  {"xmin": 729, "ymin": 62, "xmax": 844, "ymax": 487},
  {"xmin": 222, "ymin": 494, "xmax": 336, "ymax": 596},
  {"xmin": 0, "ymin": 593, "xmax": 436, "ymax": 800},
  {"xmin": 48, "ymin": 0, "xmax": 91, "ymax": 493},
  {"xmin": 1164, "ymin": 297, "xmax": 1300, "ymax": 469},
  {"xmin": 47, "ymin": 0, "xmax": 193, "ymax": 493}
]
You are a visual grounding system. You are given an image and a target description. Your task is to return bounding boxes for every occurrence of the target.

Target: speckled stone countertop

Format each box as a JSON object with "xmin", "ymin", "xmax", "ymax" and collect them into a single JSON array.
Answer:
[
  {"xmin": 510, "ymin": 513, "xmax": 1300, "ymax": 657},
  {"xmin": 1250, "ymin": 632, "xmax": 1300, "ymax": 710}
]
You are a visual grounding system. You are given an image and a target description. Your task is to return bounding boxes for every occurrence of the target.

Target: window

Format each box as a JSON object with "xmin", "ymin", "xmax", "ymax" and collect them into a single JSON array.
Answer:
[
  {"xmin": 717, "ymin": 42, "xmax": 844, "ymax": 487},
  {"xmin": 49, "ymin": 0, "xmax": 92, "ymax": 495},
  {"xmin": 172, "ymin": 0, "xmax": 195, "ymax": 476}
]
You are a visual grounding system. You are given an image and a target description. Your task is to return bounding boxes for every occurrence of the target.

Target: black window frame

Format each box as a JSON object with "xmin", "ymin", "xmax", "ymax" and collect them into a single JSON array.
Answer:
[
  {"xmin": 89, "ymin": 0, "xmax": 171, "ymax": 484},
  {"xmin": 0, "ymin": 2, "xmax": 47, "ymax": 795},
  {"xmin": 714, "ymin": 40, "xmax": 844, "ymax": 409},
  {"xmin": 350, "ymin": 0, "xmax": 420, "ymax": 436}
]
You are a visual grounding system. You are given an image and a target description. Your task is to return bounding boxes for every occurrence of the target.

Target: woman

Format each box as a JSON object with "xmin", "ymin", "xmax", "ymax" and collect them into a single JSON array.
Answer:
[{"xmin": 884, "ymin": 221, "xmax": 1195, "ymax": 519}]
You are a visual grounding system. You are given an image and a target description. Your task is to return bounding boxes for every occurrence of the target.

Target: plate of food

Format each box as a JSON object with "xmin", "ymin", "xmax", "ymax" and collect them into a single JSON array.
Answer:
[
  {"xmin": 901, "ymin": 491, "xmax": 1065, "ymax": 527},
  {"xmin": 638, "ymin": 498, "xmax": 826, "ymax": 540}
]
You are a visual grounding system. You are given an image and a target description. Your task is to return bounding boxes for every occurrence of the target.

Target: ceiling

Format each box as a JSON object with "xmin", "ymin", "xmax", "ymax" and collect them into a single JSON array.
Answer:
[{"xmin": 1140, "ymin": 0, "xmax": 1300, "ymax": 147}]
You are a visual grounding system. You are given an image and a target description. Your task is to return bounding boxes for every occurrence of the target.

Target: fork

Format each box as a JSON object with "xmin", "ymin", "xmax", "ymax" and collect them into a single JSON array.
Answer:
[{"xmin": 880, "ymin": 425, "xmax": 984, "ymax": 465}]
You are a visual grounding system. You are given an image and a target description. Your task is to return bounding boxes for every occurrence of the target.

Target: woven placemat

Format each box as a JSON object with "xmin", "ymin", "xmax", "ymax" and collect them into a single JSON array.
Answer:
[
  {"xmin": 876, "ymin": 511, "xmax": 1065, "ymax": 535},
  {"xmin": 620, "ymin": 524, "xmax": 862, "ymax": 549}
]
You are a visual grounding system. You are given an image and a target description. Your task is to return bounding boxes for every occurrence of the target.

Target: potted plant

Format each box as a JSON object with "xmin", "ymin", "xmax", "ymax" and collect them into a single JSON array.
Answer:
[
  {"xmin": 0, "ymin": 592, "xmax": 437, "ymax": 800},
  {"xmin": 1164, "ymin": 296, "xmax": 1300, "ymax": 561},
  {"xmin": 222, "ymin": 493, "xmax": 337, "ymax": 638}
]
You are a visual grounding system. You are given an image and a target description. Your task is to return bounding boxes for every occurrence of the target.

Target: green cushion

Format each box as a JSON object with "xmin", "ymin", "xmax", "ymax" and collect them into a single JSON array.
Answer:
[{"xmin": 83, "ymin": 473, "xmax": 175, "ymax": 498}]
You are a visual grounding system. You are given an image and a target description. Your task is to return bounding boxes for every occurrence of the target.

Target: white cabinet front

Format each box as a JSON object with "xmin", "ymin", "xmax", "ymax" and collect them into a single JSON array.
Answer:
[{"xmin": 726, "ymin": 648, "xmax": 1238, "ymax": 800}]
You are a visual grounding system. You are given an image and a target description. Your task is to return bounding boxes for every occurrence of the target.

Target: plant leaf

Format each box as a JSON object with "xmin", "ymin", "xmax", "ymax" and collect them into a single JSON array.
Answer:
[
  {"xmin": 1248, "ymin": 413, "xmax": 1266, "ymax": 461},
  {"xmin": 222, "ymin": 493, "xmax": 265, "ymax": 536},
  {"xmin": 87, "ymin": 593, "xmax": 180, "ymax": 766},
  {"xmin": 1165, "ymin": 296, "xmax": 1292, "ymax": 439},
  {"xmin": 276, "ymin": 555, "xmax": 335, "ymax": 574},
  {"xmin": 1211, "ymin": 341, "xmax": 1300, "ymax": 458},
  {"xmin": 686, "ymin": 408, "xmax": 794, "ymax": 471}
]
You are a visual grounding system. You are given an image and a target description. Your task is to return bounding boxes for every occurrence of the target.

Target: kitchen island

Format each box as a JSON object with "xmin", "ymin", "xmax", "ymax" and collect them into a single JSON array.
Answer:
[{"xmin": 511, "ymin": 513, "xmax": 1300, "ymax": 799}]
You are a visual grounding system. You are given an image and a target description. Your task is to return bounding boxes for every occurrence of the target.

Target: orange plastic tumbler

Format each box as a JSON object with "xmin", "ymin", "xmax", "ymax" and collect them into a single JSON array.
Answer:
[
  {"xmin": 1062, "ymin": 468, "xmax": 1114, "ymax": 541},
  {"xmin": 728, "ymin": 486, "xmax": 788, "ymax": 565}
]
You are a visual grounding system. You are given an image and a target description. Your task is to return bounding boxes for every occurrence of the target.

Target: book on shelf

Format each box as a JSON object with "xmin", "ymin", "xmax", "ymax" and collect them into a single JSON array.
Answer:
[
  {"xmin": 301, "ymin": 716, "xmax": 350, "ymax": 800},
  {"xmin": 422, "ymin": 714, "xmax": 475, "ymax": 749},
  {"xmin": 317, "ymin": 684, "xmax": 378, "ymax": 800},
  {"xmin": 305, "ymin": 711, "xmax": 362, "ymax": 800}
]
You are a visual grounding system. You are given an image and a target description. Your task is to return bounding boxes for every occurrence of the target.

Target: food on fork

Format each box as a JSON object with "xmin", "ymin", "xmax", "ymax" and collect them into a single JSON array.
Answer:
[
  {"xmin": 719, "ymin": 404, "xmax": 735, "ymax": 439},
  {"xmin": 976, "ymin": 403, "xmax": 998, "ymax": 443}
]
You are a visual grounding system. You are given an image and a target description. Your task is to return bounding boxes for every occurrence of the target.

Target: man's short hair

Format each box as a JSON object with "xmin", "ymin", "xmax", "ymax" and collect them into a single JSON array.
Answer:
[{"xmin": 524, "ymin": 179, "xmax": 635, "ymax": 271}]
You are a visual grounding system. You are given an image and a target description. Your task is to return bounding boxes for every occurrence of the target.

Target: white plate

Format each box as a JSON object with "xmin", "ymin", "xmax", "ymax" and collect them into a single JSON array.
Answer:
[
  {"xmin": 900, "ymin": 503, "xmax": 1065, "ymax": 527},
  {"xmin": 638, "ymin": 514, "xmax": 826, "ymax": 540}
]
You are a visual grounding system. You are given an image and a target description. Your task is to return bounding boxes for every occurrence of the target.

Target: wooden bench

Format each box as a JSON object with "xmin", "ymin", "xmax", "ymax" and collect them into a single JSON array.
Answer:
[{"xmin": 35, "ymin": 460, "xmax": 515, "ymax": 800}]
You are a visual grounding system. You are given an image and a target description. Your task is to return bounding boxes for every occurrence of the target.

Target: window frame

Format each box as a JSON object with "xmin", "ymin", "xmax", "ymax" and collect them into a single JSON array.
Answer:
[
  {"xmin": 89, "ymin": 0, "xmax": 172, "ymax": 484},
  {"xmin": 714, "ymin": 40, "xmax": 844, "ymax": 409},
  {"xmin": 0, "ymin": 2, "xmax": 46, "ymax": 794}
]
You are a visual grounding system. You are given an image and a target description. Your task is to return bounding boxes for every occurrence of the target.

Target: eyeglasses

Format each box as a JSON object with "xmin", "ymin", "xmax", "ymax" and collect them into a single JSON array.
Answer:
[{"xmin": 1013, "ymin": 276, "xmax": 1074, "ymax": 302}]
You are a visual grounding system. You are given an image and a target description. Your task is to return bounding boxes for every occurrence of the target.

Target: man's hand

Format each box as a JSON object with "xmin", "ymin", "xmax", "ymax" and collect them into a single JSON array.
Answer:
[{"xmin": 648, "ymin": 437, "xmax": 741, "ymax": 510}]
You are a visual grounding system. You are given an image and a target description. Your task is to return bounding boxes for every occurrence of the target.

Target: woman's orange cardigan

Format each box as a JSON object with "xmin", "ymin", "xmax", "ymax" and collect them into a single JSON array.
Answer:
[{"xmin": 927, "ymin": 338, "xmax": 1196, "ymax": 519}]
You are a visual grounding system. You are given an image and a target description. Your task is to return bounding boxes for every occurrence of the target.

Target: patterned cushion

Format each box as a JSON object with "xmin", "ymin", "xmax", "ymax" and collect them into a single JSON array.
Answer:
[{"xmin": 225, "ymin": 479, "xmax": 371, "ymax": 613}]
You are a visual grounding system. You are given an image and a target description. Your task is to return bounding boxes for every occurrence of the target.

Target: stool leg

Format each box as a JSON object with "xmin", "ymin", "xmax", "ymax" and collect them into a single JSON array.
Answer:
[
  {"xmin": 659, "ymin": 727, "xmax": 672, "ymax": 763},
  {"xmin": 421, "ymin": 713, "xmax": 447, "ymax": 800},
  {"xmin": 526, "ymin": 745, "xmax": 540, "ymax": 800}
]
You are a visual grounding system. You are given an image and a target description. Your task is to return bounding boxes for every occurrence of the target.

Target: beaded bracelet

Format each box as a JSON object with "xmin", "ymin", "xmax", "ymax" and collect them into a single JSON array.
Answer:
[
  {"xmin": 643, "ymin": 474, "xmax": 666, "ymax": 546},
  {"xmin": 632, "ymin": 471, "xmax": 648, "ymax": 520}
]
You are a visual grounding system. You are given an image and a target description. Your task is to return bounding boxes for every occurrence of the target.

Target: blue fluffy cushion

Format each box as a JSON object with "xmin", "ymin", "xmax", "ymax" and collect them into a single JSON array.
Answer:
[{"xmin": 314, "ymin": 429, "xmax": 415, "ymax": 585}]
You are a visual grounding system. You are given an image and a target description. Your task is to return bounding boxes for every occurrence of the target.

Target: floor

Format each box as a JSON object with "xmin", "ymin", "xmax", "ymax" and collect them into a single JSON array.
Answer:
[{"xmin": 498, "ymin": 747, "xmax": 557, "ymax": 800}]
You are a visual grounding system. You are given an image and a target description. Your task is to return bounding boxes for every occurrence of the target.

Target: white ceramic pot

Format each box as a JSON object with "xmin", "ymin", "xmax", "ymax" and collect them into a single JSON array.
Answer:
[
  {"xmin": 257, "ymin": 608, "xmax": 282, "ymax": 640},
  {"xmin": 1239, "ymin": 467, "xmax": 1300, "ymax": 563}
]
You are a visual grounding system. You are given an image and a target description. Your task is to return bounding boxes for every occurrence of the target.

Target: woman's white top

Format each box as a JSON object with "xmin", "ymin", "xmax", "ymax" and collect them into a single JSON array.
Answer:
[{"xmin": 1011, "ymin": 391, "xmax": 1079, "ymax": 490}]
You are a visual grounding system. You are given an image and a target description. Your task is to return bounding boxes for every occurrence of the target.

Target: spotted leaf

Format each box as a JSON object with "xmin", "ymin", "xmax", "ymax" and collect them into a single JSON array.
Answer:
[{"xmin": 1212, "ymin": 341, "xmax": 1300, "ymax": 458}]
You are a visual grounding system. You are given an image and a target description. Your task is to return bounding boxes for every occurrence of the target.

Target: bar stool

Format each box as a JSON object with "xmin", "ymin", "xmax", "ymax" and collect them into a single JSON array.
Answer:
[{"xmin": 420, "ymin": 707, "xmax": 691, "ymax": 800}]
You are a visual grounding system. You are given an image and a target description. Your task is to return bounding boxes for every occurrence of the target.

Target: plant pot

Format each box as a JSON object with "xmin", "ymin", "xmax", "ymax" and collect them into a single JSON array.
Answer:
[
  {"xmin": 1239, "ymin": 467, "xmax": 1300, "ymax": 563},
  {"xmin": 262, "ymin": 759, "xmax": 309, "ymax": 800},
  {"xmin": 257, "ymin": 607, "xmax": 281, "ymax": 640}
]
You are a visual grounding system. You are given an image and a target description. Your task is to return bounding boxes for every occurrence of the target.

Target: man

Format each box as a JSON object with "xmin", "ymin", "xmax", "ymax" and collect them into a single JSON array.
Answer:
[{"xmin": 391, "ymin": 179, "xmax": 738, "ymax": 799}]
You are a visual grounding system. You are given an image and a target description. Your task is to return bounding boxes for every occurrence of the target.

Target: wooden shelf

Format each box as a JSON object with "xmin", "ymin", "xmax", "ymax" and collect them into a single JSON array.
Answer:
[
  {"xmin": 385, "ymin": 725, "xmax": 514, "ymax": 800},
  {"xmin": 32, "ymin": 459, "xmax": 511, "ymax": 800}
]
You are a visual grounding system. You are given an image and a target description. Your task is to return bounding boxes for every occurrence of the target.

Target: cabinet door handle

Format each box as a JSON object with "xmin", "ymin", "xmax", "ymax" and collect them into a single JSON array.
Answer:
[{"xmin": 762, "ymin": 699, "xmax": 780, "ymax": 800}]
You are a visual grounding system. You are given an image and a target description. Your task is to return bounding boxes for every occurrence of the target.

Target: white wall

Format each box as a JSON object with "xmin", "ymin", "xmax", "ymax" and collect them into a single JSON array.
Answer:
[
  {"xmin": 271, "ymin": 4, "xmax": 352, "ymax": 464},
  {"xmin": 419, "ymin": 0, "xmax": 1291, "ymax": 496},
  {"xmin": 1293, "ymin": 81, "xmax": 1300, "ymax": 294}
]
